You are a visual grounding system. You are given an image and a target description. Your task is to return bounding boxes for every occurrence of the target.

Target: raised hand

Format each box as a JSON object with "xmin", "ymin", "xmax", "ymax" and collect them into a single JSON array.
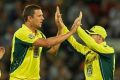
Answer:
[
  {"xmin": 55, "ymin": 6, "xmax": 64, "ymax": 30},
  {"xmin": 70, "ymin": 11, "xmax": 82, "ymax": 33}
]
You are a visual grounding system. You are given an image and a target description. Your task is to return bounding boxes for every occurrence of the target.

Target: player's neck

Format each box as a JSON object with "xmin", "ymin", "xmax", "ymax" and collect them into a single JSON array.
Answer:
[{"xmin": 25, "ymin": 22, "xmax": 37, "ymax": 33}]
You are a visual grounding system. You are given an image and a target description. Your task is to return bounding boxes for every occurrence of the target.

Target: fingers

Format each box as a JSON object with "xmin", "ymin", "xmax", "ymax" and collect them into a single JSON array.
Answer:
[
  {"xmin": 57, "ymin": 6, "xmax": 61, "ymax": 18},
  {"xmin": 76, "ymin": 11, "xmax": 82, "ymax": 22},
  {"xmin": 56, "ymin": 5, "xmax": 59, "ymax": 10},
  {"xmin": 55, "ymin": 6, "xmax": 59, "ymax": 24},
  {"xmin": 79, "ymin": 11, "xmax": 82, "ymax": 19},
  {"xmin": 57, "ymin": 6, "xmax": 59, "ymax": 14},
  {"xmin": 55, "ymin": 6, "xmax": 60, "ymax": 19},
  {"xmin": 55, "ymin": 6, "xmax": 64, "ymax": 29},
  {"xmin": 55, "ymin": 6, "xmax": 63, "ymax": 23},
  {"xmin": 71, "ymin": 11, "xmax": 83, "ymax": 30},
  {"xmin": 75, "ymin": 11, "xmax": 82, "ymax": 26}
]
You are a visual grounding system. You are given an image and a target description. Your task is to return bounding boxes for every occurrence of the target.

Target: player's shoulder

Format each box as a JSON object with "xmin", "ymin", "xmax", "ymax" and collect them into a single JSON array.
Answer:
[
  {"xmin": 15, "ymin": 27, "xmax": 23, "ymax": 34},
  {"xmin": 14, "ymin": 26, "xmax": 31, "ymax": 41},
  {"xmin": 105, "ymin": 44, "xmax": 114, "ymax": 53},
  {"xmin": 15, "ymin": 25, "xmax": 30, "ymax": 36}
]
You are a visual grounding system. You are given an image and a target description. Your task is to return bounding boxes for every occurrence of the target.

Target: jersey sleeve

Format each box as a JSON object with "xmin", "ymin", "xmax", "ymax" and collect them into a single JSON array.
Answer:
[
  {"xmin": 15, "ymin": 29, "xmax": 39, "ymax": 46},
  {"xmin": 77, "ymin": 27, "xmax": 114, "ymax": 54},
  {"xmin": 62, "ymin": 26, "xmax": 91, "ymax": 55}
]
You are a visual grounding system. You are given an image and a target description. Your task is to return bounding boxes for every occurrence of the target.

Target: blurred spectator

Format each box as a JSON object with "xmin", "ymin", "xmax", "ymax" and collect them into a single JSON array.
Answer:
[
  {"xmin": 0, "ymin": 25, "xmax": 14, "ymax": 80},
  {"xmin": 67, "ymin": 1, "xmax": 94, "ymax": 29},
  {"xmin": 5, "ymin": 1, "xmax": 23, "ymax": 24},
  {"xmin": 74, "ymin": 61, "xmax": 85, "ymax": 80},
  {"xmin": 0, "ymin": 8, "xmax": 9, "ymax": 36},
  {"xmin": 108, "ymin": 2, "xmax": 120, "ymax": 38},
  {"xmin": 2, "ymin": 25, "xmax": 14, "ymax": 50},
  {"xmin": 48, "ymin": 58, "xmax": 72, "ymax": 80}
]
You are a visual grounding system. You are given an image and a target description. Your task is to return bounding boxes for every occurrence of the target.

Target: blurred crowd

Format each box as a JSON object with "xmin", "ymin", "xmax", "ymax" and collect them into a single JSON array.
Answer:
[{"xmin": 0, "ymin": 0, "xmax": 120, "ymax": 80}]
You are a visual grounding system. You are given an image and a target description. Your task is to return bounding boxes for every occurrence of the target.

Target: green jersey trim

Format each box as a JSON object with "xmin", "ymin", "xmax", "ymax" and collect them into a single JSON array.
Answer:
[
  {"xmin": 10, "ymin": 37, "xmax": 31, "ymax": 73},
  {"xmin": 99, "ymin": 53, "xmax": 114, "ymax": 80}
]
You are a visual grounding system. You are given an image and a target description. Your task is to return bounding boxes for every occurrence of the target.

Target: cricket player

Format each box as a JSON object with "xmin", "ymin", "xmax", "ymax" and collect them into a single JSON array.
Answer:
[
  {"xmin": 55, "ymin": 7, "xmax": 115, "ymax": 80},
  {"xmin": 9, "ymin": 4, "xmax": 81, "ymax": 80}
]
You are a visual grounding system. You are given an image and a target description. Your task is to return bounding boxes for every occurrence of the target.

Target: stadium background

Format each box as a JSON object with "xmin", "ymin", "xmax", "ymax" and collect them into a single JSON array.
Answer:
[{"xmin": 0, "ymin": 0, "xmax": 120, "ymax": 80}]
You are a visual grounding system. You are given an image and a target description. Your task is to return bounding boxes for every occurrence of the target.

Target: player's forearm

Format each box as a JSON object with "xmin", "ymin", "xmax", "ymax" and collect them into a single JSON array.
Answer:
[
  {"xmin": 77, "ymin": 26, "xmax": 96, "ymax": 48},
  {"xmin": 34, "ymin": 30, "xmax": 73, "ymax": 48},
  {"xmin": 47, "ymin": 44, "xmax": 60, "ymax": 55},
  {"xmin": 46, "ymin": 31, "xmax": 73, "ymax": 47},
  {"xmin": 77, "ymin": 27, "xmax": 114, "ymax": 53},
  {"xmin": 47, "ymin": 29, "xmax": 62, "ymax": 55},
  {"xmin": 62, "ymin": 26, "xmax": 89, "ymax": 54}
]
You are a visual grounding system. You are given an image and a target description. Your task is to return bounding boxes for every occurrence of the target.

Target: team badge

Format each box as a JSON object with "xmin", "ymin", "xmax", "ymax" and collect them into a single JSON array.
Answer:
[
  {"xmin": 87, "ymin": 64, "xmax": 93, "ymax": 76},
  {"xmin": 28, "ymin": 34, "xmax": 35, "ymax": 39}
]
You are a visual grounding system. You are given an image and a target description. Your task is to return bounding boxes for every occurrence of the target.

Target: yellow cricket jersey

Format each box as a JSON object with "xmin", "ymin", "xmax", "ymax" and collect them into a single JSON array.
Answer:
[
  {"xmin": 62, "ymin": 26, "xmax": 115, "ymax": 80},
  {"xmin": 10, "ymin": 24, "xmax": 45, "ymax": 80}
]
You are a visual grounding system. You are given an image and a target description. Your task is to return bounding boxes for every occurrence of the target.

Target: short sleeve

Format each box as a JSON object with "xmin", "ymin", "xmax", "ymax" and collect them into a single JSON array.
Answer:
[{"xmin": 14, "ymin": 29, "xmax": 39, "ymax": 46}]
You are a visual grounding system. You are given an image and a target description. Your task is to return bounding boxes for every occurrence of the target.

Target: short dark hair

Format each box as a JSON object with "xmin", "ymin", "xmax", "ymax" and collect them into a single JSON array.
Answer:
[{"xmin": 22, "ymin": 4, "xmax": 41, "ymax": 21}]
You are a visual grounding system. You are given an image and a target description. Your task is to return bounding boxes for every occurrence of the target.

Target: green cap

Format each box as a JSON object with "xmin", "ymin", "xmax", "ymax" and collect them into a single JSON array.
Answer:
[{"xmin": 86, "ymin": 25, "xmax": 107, "ymax": 39}]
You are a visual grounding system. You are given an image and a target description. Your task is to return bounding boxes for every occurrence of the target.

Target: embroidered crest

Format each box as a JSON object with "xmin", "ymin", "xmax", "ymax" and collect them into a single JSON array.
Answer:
[
  {"xmin": 87, "ymin": 64, "xmax": 93, "ymax": 76},
  {"xmin": 28, "ymin": 34, "xmax": 35, "ymax": 39}
]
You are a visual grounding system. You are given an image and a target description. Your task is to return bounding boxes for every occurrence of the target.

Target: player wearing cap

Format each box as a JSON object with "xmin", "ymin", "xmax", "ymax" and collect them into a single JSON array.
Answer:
[
  {"xmin": 55, "ymin": 8, "xmax": 115, "ymax": 80},
  {"xmin": 76, "ymin": 25, "xmax": 115, "ymax": 80}
]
